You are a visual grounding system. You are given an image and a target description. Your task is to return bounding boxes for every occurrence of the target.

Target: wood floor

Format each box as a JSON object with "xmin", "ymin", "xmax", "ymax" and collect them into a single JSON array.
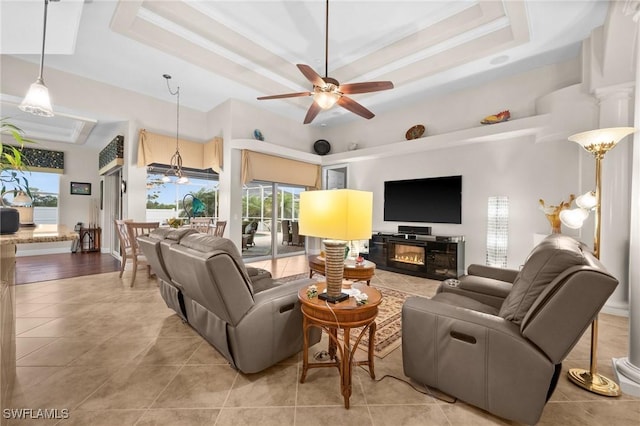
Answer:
[
  {"xmin": 15, "ymin": 252, "xmax": 121, "ymax": 285},
  {"xmin": 13, "ymin": 252, "xmax": 309, "ymax": 285}
]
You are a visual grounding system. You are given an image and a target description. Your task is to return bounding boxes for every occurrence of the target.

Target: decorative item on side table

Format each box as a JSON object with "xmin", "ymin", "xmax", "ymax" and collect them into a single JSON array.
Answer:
[
  {"xmin": 299, "ymin": 189, "xmax": 373, "ymax": 303},
  {"xmin": 405, "ymin": 124, "xmax": 425, "ymax": 140},
  {"xmin": 560, "ymin": 126, "xmax": 636, "ymax": 397},
  {"xmin": 539, "ymin": 194, "xmax": 575, "ymax": 234},
  {"xmin": 253, "ymin": 129, "xmax": 264, "ymax": 141},
  {"xmin": 480, "ymin": 110, "xmax": 510, "ymax": 125}
]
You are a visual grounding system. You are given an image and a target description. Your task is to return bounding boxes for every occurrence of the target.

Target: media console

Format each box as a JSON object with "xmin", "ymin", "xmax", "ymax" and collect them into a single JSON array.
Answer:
[{"xmin": 364, "ymin": 226, "xmax": 465, "ymax": 280}]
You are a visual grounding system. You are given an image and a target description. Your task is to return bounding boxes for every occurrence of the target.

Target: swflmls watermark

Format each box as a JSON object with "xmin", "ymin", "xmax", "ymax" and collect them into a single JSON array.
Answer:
[{"xmin": 3, "ymin": 408, "xmax": 69, "ymax": 420}]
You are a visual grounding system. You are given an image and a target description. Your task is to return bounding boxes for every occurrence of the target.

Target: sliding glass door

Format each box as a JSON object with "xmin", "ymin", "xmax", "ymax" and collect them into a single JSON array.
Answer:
[{"xmin": 241, "ymin": 181, "xmax": 306, "ymax": 260}]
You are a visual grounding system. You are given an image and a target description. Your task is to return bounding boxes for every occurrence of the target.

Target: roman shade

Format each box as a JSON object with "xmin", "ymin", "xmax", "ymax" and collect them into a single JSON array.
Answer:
[
  {"xmin": 137, "ymin": 129, "xmax": 223, "ymax": 173},
  {"xmin": 241, "ymin": 150, "xmax": 321, "ymax": 189}
]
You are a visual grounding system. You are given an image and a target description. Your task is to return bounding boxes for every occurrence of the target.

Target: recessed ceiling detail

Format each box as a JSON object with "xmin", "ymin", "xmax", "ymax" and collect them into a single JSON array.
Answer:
[
  {"xmin": 1, "ymin": 98, "xmax": 97, "ymax": 145},
  {"xmin": 110, "ymin": 0, "xmax": 530, "ymax": 120}
]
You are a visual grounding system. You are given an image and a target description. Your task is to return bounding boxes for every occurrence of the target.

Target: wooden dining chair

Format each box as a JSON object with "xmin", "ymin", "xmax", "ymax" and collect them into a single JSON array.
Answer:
[
  {"xmin": 190, "ymin": 217, "xmax": 213, "ymax": 234},
  {"xmin": 213, "ymin": 220, "xmax": 227, "ymax": 237},
  {"xmin": 114, "ymin": 219, "xmax": 133, "ymax": 279},
  {"xmin": 124, "ymin": 221, "xmax": 160, "ymax": 286}
]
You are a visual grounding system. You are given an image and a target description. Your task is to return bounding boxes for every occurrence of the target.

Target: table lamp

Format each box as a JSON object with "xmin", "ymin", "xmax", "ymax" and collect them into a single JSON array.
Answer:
[
  {"xmin": 561, "ymin": 126, "xmax": 636, "ymax": 396},
  {"xmin": 299, "ymin": 189, "xmax": 373, "ymax": 303}
]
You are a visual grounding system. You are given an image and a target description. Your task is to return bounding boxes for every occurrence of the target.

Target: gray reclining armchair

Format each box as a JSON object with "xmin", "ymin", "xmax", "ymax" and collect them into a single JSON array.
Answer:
[
  {"xmin": 139, "ymin": 231, "xmax": 320, "ymax": 374},
  {"xmin": 402, "ymin": 234, "xmax": 618, "ymax": 425}
]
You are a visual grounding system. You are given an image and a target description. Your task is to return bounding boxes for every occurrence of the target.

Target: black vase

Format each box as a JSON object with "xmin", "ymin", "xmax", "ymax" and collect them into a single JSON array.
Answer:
[{"xmin": 0, "ymin": 207, "xmax": 20, "ymax": 234}]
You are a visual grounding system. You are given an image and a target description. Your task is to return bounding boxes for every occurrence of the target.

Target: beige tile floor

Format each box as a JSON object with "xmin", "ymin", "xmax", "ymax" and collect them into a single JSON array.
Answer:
[{"xmin": 7, "ymin": 255, "xmax": 639, "ymax": 425}]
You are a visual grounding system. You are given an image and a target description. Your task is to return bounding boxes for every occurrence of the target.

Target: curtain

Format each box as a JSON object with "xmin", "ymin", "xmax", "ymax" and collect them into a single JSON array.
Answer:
[
  {"xmin": 241, "ymin": 150, "xmax": 321, "ymax": 189},
  {"xmin": 137, "ymin": 129, "xmax": 223, "ymax": 173}
]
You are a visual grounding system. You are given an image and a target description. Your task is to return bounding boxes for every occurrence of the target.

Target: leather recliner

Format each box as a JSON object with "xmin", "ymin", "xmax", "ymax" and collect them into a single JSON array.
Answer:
[
  {"xmin": 139, "ymin": 230, "xmax": 320, "ymax": 374},
  {"xmin": 401, "ymin": 234, "xmax": 618, "ymax": 425}
]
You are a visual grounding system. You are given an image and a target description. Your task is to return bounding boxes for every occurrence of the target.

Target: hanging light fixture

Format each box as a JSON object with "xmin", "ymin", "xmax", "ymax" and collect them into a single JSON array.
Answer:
[
  {"xmin": 19, "ymin": 0, "xmax": 57, "ymax": 117},
  {"xmin": 162, "ymin": 74, "xmax": 189, "ymax": 184}
]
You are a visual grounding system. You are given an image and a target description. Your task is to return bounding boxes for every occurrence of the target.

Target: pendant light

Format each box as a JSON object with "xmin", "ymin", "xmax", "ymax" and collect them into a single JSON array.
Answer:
[
  {"xmin": 19, "ymin": 0, "xmax": 56, "ymax": 117},
  {"xmin": 162, "ymin": 74, "xmax": 189, "ymax": 184}
]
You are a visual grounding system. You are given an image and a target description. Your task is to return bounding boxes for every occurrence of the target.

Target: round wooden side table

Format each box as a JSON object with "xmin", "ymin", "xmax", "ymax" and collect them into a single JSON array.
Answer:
[
  {"xmin": 307, "ymin": 255, "xmax": 376, "ymax": 285},
  {"xmin": 298, "ymin": 282, "xmax": 383, "ymax": 408}
]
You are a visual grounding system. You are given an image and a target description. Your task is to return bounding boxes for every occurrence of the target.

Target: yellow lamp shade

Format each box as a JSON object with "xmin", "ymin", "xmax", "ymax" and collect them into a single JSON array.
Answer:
[{"xmin": 299, "ymin": 189, "xmax": 373, "ymax": 241}]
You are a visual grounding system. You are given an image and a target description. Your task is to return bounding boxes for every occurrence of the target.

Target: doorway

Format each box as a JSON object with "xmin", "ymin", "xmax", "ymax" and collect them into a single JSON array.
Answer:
[{"xmin": 241, "ymin": 182, "xmax": 306, "ymax": 260}]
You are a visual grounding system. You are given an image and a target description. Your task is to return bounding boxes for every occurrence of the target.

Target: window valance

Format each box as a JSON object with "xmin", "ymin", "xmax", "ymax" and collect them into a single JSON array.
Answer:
[
  {"xmin": 99, "ymin": 135, "xmax": 124, "ymax": 175},
  {"xmin": 241, "ymin": 150, "xmax": 321, "ymax": 189},
  {"xmin": 2, "ymin": 145, "xmax": 64, "ymax": 174},
  {"xmin": 137, "ymin": 129, "xmax": 223, "ymax": 173}
]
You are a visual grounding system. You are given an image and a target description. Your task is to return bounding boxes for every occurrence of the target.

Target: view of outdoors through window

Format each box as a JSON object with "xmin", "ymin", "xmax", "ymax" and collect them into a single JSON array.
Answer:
[
  {"xmin": 146, "ymin": 172, "xmax": 306, "ymax": 259},
  {"xmin": 146, "ymin": 172, "xmax": 219, "ymax": 224},
  {"xmin": 1, "ymin": 171, "xmax": 60, "ymax": 224}
]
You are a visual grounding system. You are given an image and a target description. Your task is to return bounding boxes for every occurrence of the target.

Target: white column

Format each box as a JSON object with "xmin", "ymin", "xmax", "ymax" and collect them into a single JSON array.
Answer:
[
  {"xmin": 613, "ymin": 1, "xmax": 640, "ymax": 396},
  {"xmin": 595, "ymin": 85, "xmax": 634, "ymax": 315}
]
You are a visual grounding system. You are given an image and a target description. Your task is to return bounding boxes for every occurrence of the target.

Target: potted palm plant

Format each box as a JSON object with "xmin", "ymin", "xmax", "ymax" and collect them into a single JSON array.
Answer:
[{"xmin": 1, "ymin": 118, "xmax": 33, "ymax": 234}]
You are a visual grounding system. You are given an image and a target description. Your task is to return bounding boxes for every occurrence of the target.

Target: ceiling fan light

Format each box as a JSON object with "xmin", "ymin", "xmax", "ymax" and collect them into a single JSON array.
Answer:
[
  {"xmin": 19, "ymin": 78, "xmax": 54, "ymax": 117},
  {"xmin": 314, "ymin": 91, "xmax": 340, "ymax": 109}
]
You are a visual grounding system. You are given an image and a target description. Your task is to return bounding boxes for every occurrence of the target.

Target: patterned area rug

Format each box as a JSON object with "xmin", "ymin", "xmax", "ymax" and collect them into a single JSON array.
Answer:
[{"xmin": 279, "ymin": 273, "xmax": 410, "ymax": 359}]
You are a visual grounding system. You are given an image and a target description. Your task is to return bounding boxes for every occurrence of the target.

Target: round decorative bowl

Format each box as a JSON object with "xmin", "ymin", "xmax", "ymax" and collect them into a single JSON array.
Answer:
[
  {"xmin": 313, "ymin": 139, "xmax": 331, "ymax": 155},
  {"xmin": 405, "ymin": 124, "xmax": 425, "ymax": 140}
]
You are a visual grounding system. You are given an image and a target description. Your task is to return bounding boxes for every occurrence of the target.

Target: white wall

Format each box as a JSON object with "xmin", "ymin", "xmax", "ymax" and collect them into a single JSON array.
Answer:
[
  {"xmin": 320, "ymin": 58, "xmax": 582, "ymax": 152},
  {"xmin": 348, "ymin": 135, "xmax": 580, "ymax": 270}
]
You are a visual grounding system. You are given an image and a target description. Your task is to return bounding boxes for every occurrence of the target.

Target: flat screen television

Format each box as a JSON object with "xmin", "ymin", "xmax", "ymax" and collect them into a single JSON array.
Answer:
[{"xmin": 384, "ymin": 175, "xmax": 462, "ymax": 224}]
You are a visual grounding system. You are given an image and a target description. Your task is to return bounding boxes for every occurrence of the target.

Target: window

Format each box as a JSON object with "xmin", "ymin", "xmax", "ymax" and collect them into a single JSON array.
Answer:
[
  {"xmin": 146, "ymin": 166, "xmax": 219, "ymax": 224},
  {"xmin": 2, "ymin": 171, "xmax": 60, "ymax": 224}
]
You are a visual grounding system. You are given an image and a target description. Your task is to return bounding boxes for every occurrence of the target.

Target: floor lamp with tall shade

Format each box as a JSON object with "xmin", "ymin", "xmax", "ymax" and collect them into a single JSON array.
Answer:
[
  {"xmin": 299, "ymin": 189, "xmax": 373, "ymax": 303},
  {"xmin": 560, "ymin": 126, "xmax": 636, "ymax": 396}
]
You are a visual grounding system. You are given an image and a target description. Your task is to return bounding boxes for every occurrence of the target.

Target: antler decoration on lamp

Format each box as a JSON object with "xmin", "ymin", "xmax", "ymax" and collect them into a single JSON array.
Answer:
[{"xmin": 538, "ymin": 194, "xmax": 575, "ymax": 234}]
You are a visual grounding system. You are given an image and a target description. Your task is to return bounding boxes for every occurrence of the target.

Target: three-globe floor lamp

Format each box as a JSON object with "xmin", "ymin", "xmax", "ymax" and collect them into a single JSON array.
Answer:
[{"xmin": 560, "ymin": 127, "xmax": 636, "ymax": 396}]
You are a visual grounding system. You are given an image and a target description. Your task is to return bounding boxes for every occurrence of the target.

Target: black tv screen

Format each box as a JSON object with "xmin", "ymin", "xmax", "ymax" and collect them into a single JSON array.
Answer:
[{"xmin": 384, "ymin": 175, "xmax": 462, "ymax": 224}]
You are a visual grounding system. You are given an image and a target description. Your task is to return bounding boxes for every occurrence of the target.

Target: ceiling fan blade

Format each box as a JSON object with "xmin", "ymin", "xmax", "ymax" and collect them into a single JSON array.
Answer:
[
  {"xmin": 257, "ymin": 91, "xmax": 312, "ymax": 100},
  {"xmin": 297, "ymin": 64, "xmax": 325, "ymax": 87},
  {"xmin": 339, "ymin": 81, "xmax": 394, "ymax": 95},
  {"xmin": 337, "ymin": 96, "xmax": 375, "ymax": 120},
  {"xmin": 303, "ymin": 102, "xmax": 322, "ymax": 124}
]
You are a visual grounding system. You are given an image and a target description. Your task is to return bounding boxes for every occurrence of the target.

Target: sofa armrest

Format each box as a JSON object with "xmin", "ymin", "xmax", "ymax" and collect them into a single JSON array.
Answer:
[
  {"xmin": 467, "ymin": 264, "xmax": 519, "ymax": 283},
  {"xmin": 231, "ymin": 277, "xmax": 320, "ymax": 373},
  {"xmin": 252, "ymin": 278, "xmax": 316, "ymax": 304},
  {"xmin": 438, "ymin": 275, "xmax": 512, "ymax": 309}
]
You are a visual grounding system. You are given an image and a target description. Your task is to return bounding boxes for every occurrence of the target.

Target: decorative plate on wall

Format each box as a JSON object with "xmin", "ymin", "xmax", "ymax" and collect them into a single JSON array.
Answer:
[
  {"xmin": 405, "ymin": 124, "xmax": 425, "ymax": 140},
  {"xmin": 313, "ymin": 139, "xmax": 331, "ymax": 155},
  {"xmin": 253, "ymin": 129, "xmax": 264, "ymax": 140}
]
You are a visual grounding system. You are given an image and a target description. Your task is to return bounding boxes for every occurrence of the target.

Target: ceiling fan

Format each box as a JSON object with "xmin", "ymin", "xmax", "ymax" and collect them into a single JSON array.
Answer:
[{"xmin": 257, "ymin": 0, "xmax": 394, "ymax": 124}]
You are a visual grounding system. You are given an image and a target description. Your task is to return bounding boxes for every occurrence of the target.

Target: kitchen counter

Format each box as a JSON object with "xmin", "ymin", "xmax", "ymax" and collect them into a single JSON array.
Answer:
[{"xmin": 0, "ymin": 224, "xmax": 79, "ymax": 245}]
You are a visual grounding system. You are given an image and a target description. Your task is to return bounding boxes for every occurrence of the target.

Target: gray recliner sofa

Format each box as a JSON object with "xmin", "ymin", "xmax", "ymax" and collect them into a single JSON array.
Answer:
[
  {"xmin": 401, "ymin": 234, "xmax": 618, "ymax": 425},
  {"xmin": 139, "ymin": 230, "xmax": 320, "ymax": 374}
]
